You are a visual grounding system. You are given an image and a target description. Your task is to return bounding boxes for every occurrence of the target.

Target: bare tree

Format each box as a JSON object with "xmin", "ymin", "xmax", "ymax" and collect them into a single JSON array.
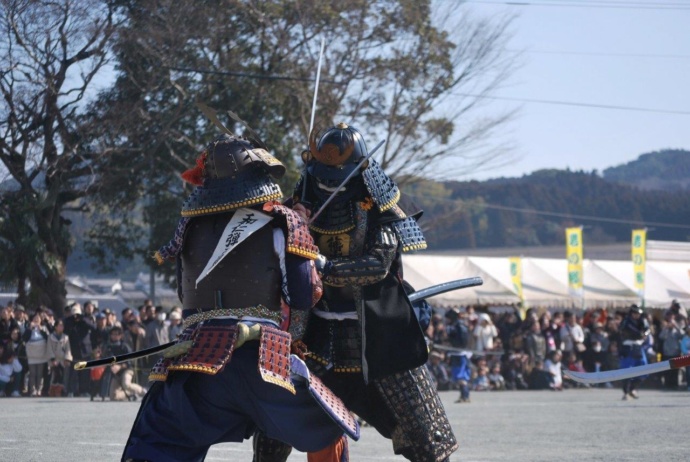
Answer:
[
  {"xmin": 0, "ymin": 0, "xmax": 517, "ymax": 297},
  {"xmin": 0, "ymin": 0, "xmax": 119, "ymax": 313},
  {"xmin": 312, "ymin": 2, "xmax": 519, "ymax": 182}
]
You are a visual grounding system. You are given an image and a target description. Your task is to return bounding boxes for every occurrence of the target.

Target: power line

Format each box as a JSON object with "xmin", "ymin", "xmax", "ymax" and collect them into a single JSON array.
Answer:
[
  {"xmin": 458, "ymin": 0, "xmax": 690, "ymax": 10},
  {"xmin": 166, "ymin": 66, "xmax": 345, "ymax": 85},
  {"xmin": 479, "ymin": 202, "xmax": 690, "ymax": 230},
  {"xmin": 506, "ymin": 49, "xmax": 690, "ymax": 60},
  {"xmin": 452, "ymin": 92, "xmax": 690, "ymax": 115},
  {"xmin": 410, "ymin": 193, "xmax": 690, "ymax": 231}
]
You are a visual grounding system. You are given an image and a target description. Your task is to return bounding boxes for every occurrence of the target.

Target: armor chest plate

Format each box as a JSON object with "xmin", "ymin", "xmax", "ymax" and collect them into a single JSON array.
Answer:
[
  {"xmin": 317, "ymin": 233, "xmax": 351, "ymax": 258},
  {"xmin": 180, "ymin": 214, "xmax": 281, "ymax": 310},
  {"xmin": 313, "ymin": 203, "xmax": 369, "ymax": 260}
]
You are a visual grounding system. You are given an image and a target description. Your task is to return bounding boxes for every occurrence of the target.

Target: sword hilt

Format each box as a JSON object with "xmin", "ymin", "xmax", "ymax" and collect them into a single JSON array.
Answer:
[{"xmin": 669, "ymin": 354, "xmax": 690, "ymax": 369}]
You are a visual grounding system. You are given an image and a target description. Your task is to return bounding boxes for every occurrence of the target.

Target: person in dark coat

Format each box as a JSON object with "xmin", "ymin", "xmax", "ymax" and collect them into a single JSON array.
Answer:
[{"xmin": 64, "ymin": 303, "xmax": 94, "ymax": 397}]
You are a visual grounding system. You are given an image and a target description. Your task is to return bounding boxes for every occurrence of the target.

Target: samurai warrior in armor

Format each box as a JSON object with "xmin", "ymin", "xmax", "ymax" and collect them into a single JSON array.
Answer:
[
  {"xmin": 618, "ymin": 304, "xmax": 650, "ymax": 400},
  {"xmin": 254, "ymin": 123, "xmax": 458, "ymax": 462},
  {"xmin": 122, "ymin": 134, "xmax": 358, "ymax": 462}
]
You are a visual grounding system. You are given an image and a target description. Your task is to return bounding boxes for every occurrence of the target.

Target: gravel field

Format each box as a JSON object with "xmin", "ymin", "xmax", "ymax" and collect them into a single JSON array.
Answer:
[{"xmin": 1, "ymin": 387, "xmax": 689, "ymax": 461}]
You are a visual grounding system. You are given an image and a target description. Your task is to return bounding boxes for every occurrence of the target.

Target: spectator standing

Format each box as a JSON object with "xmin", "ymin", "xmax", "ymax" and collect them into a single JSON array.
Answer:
[
  {"xmin": 659, "ymin": 312, "xmax": 684, "ymax": 389},
  {"xmin": 83, "ymin": 301, "xmax": 97, "ymax": 327},
  {"xmin": 48, "ymin": 319, "xmax": 72, "ymax": 397},
  {"xmin": 143, "ymin": 306, "xmax": 170, "ymax": 383},
  {"xmin": 587, "ymin": 322, "xmax": 610, "ymax": 378},
  {"xmin": 560, "ymin": 311, "xmax": 586, "ymax": 359},
  {"xmin": 120, "ymin": 307, "xmax": 134, "ymax": 325},
  {"xmin": 429, "ymin": 313, "xmax": 448, "ymax": 345},
  {"xmin": 473, "ymin": 313, "xmax": 498, "ymax": 353},
  {"xmin": 91, "ymin": 313, "xmax": 111, "ymax": 350},
  {"xmin": 680, "ymin": 326, "xmax": 690, "ymax": 391},
  {"xmin": 618, "ymin": 305, "xmax": 650, "ymax": 400},
  {"xmin": 0, "ymin": 343, "xmax": 22, "ymax": 397},
  {"xmin": 0, "ymin": 305, "xmax": 19, "ymax": 342},
  {"xmin": 168, "ymin": 310, "xmax": 183, "ymax": 339},
  {"xmin": 145, "ymin": 306, "xmax": 170, "ymax": 350},
  {"xmin": 524, "ymin": 320, "xmax": 546, "ymax": 368},
  {"xmin": 23, "ymin": 312, "xmax": 49, "ymax": 396},
  {"xmin": 13, "ymin": 305, "xmax": 29, "ymax": 335},
  {"xmin": 666, "ymin": 300, "xmax": 688, "ymax": 322},
  {"xmin": 64, "ymin": 303, "xmax": 95, "ymax": 397},
  {"xmin": 498, "ymin": 311, "xmax": 522, "ymax": 354},
  {"xmin": 446, "ymin": 309, "xmax": 470, "ymax": 350},
  {"xmin": 7, "ymin": 327, "xmax": 27, "ymax": 395},
  {"xmin": 540, "ymin": 311, "xmax": 561, "ymax": 353},
  {"xmin": 124, "ymin": 320, "xmax": 147, "ymax": 385},
  {"xmin": 105, "ymin": 308, "xmax": 120, "ymax": 329}
]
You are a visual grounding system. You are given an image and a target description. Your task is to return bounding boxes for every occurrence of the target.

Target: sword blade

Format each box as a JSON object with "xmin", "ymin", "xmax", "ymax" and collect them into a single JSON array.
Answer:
[
  {"xmin": 562, "ymin": 360, "xmax": 671, "ymax": 385},
  {"xmin": 301, "ymin": 37, "xmax": 326, "ymax": 202},
  {"xmin": 308, "ymin": 37, "xmax": 325, "ymax": 139},
  {"xmin": 564, "ymin": 353, "xmax": 690, "ymax": 385},
  {"xmin": 73, "ymin": 340, "xmax": 192, "ymax": 370},
  {"xmin": 408, "ymin": 277, "xmax": 484, "ymax": 303}
]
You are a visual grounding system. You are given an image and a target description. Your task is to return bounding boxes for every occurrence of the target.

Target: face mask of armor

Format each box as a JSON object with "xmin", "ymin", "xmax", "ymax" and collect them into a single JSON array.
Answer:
[{"xmin": 303, "ymin": 123, "xmax": 369, "ymax": 204}]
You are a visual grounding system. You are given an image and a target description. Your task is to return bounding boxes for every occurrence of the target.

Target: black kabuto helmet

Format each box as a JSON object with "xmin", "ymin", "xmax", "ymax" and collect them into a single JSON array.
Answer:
[
  {"xmin": 305, "ymin": 122, "xmax": 368, "ymax": 183},
  {"xmin": 180, "ymin": 134, "xmax": 285, "ymax": 217}
]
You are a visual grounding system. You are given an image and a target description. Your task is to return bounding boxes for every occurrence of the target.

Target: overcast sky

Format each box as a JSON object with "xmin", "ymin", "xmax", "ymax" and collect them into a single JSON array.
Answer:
[{"xmin": 455, "ymin": 0, "xmax": 690, "ymax": 180}]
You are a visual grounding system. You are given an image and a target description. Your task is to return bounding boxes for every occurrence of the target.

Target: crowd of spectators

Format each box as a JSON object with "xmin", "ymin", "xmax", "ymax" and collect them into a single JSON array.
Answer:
[
  {"xmin": 2, "ymin": 295, "xmax": 688, "ymax": 403},
  {"xmin": 424, "ymin": 299, "xmax": 690, "ymax": 401},
  {"xmin": 0, "ymin": 299, "xmax": 182, "ymax": 401}
]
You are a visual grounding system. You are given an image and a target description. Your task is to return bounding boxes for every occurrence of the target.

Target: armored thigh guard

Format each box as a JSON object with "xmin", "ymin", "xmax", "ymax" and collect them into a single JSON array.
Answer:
[
  {"xmin": 374, "ymin": 366, "xmax": 457, "ymax": 462},
  {"xmin": 252, "ymin": 429, "xmax": 293, "ymax": 462}
]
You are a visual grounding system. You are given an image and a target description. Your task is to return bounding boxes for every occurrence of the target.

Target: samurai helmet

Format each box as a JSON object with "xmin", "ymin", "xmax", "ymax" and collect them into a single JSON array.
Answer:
[
  {"xmin": 304, "ymin": 122, "xmax": 369, "ymax": 183},
  {"xmin": 180, "ymin": 134, "xmax": 285, "ymax": 217}
]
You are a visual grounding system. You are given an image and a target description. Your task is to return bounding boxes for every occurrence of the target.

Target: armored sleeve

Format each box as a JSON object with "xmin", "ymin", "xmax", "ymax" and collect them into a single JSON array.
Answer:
[{"xmin": 322, "ymin": 224, "xmax": 398, "ymax": 287}]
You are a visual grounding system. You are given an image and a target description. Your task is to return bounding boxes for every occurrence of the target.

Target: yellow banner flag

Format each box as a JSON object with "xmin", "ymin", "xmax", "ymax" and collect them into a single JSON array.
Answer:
[
  {"xmin": 632, "ymin": 229, "xmax": 646, "ymax": 297},
  {"xmin": 509, "ymin": 257, "xmax": 526, "ymax": 319},
  {"xmin": 509, "ymin": 257, "xmax": 524, "ymax": 300},
  {"xmin": 565, "ymin": 227, "xmax": 584, "ymax": 296}
]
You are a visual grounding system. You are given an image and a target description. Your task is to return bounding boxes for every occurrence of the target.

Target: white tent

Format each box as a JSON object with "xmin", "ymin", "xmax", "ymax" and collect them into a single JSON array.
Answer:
[{"xmin": 402, "ymin": 254, "xmax": 690, "ymax": 309}]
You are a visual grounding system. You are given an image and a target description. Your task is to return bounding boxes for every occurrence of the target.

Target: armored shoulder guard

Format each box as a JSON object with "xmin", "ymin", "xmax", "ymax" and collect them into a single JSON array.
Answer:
[
  {"xmin": 375, "ymin": 201, "xmax": 427, "ymax": 253},
  {"xmin": 263, "ymin": 201, "xmax": 320, "ymax": 259},
  {"xmin": 154, "ymin": 217, "xmax": 191, "ymax": 264},
  {"xmin": 362, "ymin": 159, "xmax": 400, "ymax": 213}
]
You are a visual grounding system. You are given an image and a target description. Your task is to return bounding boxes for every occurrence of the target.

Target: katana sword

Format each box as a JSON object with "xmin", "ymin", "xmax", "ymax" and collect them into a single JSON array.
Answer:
[
  {"xmin": 563, "ymin": 354, "xmax": 690, "ymax": 385},
  {"xmin": 73, "ymin": 341, "xmax": 192, "ymax": 371},
  {"xmin": 300, "ymin": 37, "xmax": 326, "ymax": 204},
  {"xmin": 408, "ymin": 277, "xmax": 483, "ymax": 303},
  {"xmin": 73, "ymin": 277, "xmax": 482, "ymax": 370}
]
